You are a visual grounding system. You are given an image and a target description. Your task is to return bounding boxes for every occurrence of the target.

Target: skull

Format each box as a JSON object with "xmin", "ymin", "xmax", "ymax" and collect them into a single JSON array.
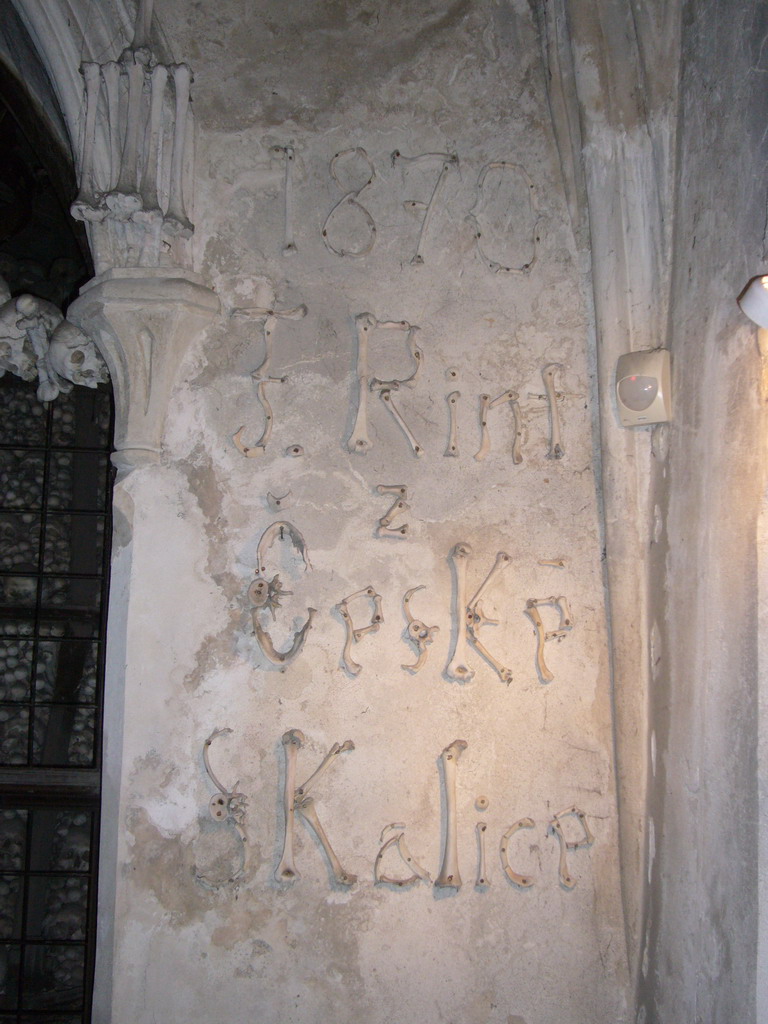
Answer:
[
  {"xmin": 14, "ymin": 293, "xmax": 64, "ymax": 336},
  {"xmin": 47, "ymin": 320, "xmax": 109, "ymax": 388},
  {"xmin": 0, "ymin": 297, "xmax": 36, "ymax": 381}
]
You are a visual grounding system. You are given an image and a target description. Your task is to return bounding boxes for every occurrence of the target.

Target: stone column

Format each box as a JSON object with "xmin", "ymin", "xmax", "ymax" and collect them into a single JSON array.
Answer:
[{"xmin": 67, "ymin": 267, "xmax": 219, "ymax": 474}]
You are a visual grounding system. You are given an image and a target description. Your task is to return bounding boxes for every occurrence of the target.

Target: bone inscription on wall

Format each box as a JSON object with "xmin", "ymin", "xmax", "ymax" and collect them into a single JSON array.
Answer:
[
  {"xmin": 200, "ymin": 731, "xmax": 595, "ymax": 892},
  {"xmin": 230, "ymin": 301, "xmax": 570, "ymax": 463},
  {"xmin": 243, "ymin": 530, "xmax": 573, "ymax": 682},
  {"xmin": 271, "ymin": 143, "xmax": 536, "ymax": 272}
]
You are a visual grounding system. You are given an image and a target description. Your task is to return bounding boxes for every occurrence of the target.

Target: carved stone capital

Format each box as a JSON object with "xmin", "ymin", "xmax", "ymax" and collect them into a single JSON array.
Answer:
[{"xmin": 67, "ymin": 267, "xmax": 219, "ymax": 474}]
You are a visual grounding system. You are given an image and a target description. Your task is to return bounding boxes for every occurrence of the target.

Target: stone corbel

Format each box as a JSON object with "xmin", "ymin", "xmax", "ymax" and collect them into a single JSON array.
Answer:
[{"xmin": 67, "ymin": 267, "xmax": 219, "ymax": 474}]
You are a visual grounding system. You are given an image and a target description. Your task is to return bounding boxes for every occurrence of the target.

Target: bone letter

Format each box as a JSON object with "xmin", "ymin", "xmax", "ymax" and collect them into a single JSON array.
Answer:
[
  {"xmin": 435, "ymin": 738, "xmax": 467, "ymax": 888},
  {"xmin": 500, "ymin": 817, "xmax": 535, "ymax": 887},
  {"xmin": 549, "ymin": 806, "xmax": 593, "ymax": 890},
  {"xmin": 475, "ymin": 822, "xmax": 490, "ymax": 888},
  {"xmin": 543, "ymin": 363, "xmax": 564, "ymax": 459},
  {"xmin": 445, "ymin": 390, "xmax": 460, "ymax": 456},
  {"xmin": 524, "ymin": 600, "xmax": 554, "ymax": 683},
  {"xmin": 347, "ymin": 313, "xmax": 374, "ymax": 453},
  {"xmin": 446, "ymin": 543, "xmax": 475, "ymax": 683},
  {"xmin": 278, "ymin": 145, "xmax": 297, "ymax": 255},
  {"xmin": 474, "ymin": 394, "xmax": 492, "ymax": 461},
  {"xmin": 275, "ymin": 729, "xmax": 304, "ymax": 882}
]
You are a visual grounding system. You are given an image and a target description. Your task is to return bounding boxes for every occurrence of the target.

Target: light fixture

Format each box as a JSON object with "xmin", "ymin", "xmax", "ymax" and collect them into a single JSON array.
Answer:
[
  {"xmin": 738, "ymin": 275, "xmax": 768, "ymax": 327},
  {"xmin": 615, "ymin": 349, "xmax": 672, "ymax": 427}
]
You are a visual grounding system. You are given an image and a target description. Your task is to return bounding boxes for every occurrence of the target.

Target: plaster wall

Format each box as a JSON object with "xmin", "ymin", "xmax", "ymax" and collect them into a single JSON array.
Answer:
[
  {"xmin": 92, "ymin": 2, "xmax": 628, "ymax": 1022},
  {"xmin": 637, "ymin": 2, "xmax": 768, "ymax": 1022}
]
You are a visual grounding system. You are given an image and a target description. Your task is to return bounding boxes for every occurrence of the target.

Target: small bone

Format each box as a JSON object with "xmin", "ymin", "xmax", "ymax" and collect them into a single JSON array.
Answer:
[
  {"xmin": 548, "ymin": 807, "xmax": 593, "ymax": 890},
  {"xmin": 525, "ymin": 596, "xmax": 573, "ymax": 681},
  {"xmin": 285, "ymin": 444, "xmax": 304, "ymax": 457},
  {"xmin": 445, "ymin": 390, "xmax": 460, "ymax": 457},
  {"xmin": 475, "ymin": 822, "xmax": 490, "ymax": 887},
  {"xmin": 401, "ymin": 585, "xmax": 439, "ymax": 672},
  {"xmin": 524, "ymin": 601, "xmax": 553, "ymax": 682},
  {"xmin": 130, "ymin": 0, "xmax": 155, "ymax": 49},
  {"xmin": 500, "ymin": 817, "xmax": 536, "ymax": 887},
  {"xmin": 338, "ymin": 586, "xmax": 383, "ymax": 675},
  {"xmin": 165, "ymin": 63, "xmax": 194, "ymax": 236},
  {"xmin": 376, "ymin": 484, "xmax": 408, "ymax": 496},
  {"xmin": 296, "ymin": 740, "xmax": 355, "ymax": 800},
  {"xmin": 71, "ymin": 63, "xmax": 105, "ymax": 221},
  {"xmin": 232, "ymin": 376, "xmax": 286, "ymax": 457},
  {"xmin": 323, "ymin": 147, "xmax": 377, "ymax": 257},
  {"xmin": 446, "ymin": 542, "xmax": 475, "ymax": 683},
  {"xmin": 101, "ymin": 61, "xmax": 122, "ymax": 191},
  {"xmin": 275, "ymin": 729, "xmax": 304, "ymax": 882},
  {"xmin": 475, "ymin": 795, "xmax": 489, "ymax": 812},
  {"xmin": 109, "ymin": 52, "xmax": 145, "ymax": 213},
  {"xmin": 202, "ymin": 728, "xmax": 247, "ymax": 842},
  {"xmin": 467, "ymin": 552, "xmax": 514, "ymax": 684},
  {"xmin": 354, "ymin": 591, "xmax": 383, "ymax": 640},
  {"xmin": 253, "ymin": 608, "xmax": 316, "ymax": 666},
  {"xmin": 542, "ymin": 363, "xmax": 565, "ymax": 459},
  {"xmin": 375, "ymin": 833, "xmax": 416, "ymax": 886},
  {"xmin": 203, "ymin": 727, "xmax": 234, "ymax": 796},
  {"xmin": 267, "ymin": 491, "xmax": 292, "ymax": 512},
  {"xmin": 230, "ymin": 303, "xmax": 307, "ymax": 380},
  {"xmin": 474, "ymin": 394, "xmax": 491, "ymax": 461},
  {"xmin": 297, "ymin": 797, "xmax": 357, "ymax": 886},
  {"xmin": 435, "ymin": 739, "xmax": 467, "ymax": 888},
  {"xmin": 139, "ymin": 62, "xmax": 169, "ymax": 213},
  {"xmin": 379, "ymin": 499, "xmax": 409, "ymax": 528},
  {"xmin": 538, "ymin": 558, "xmax": 566, "ymax": 568},
  {"xmin": 248, "ymin": 574, "xmax": 292, "ymax": 617},
  {"xmin": 347, "ymin": 312, "xmax": 374, "ymax": 454},
  {"xmin": 272, "ymin": 145, "xmax": 298, "ymax": 255},
  {"xmin": 468, "ymin": 551, "xmax": 512, "ymax": 610},
  {"xmin": 474, "ymin": 389, "xmax": 518, "ymax": 462},
  {"xmin": 380, "ymin": 389, "xmax": 423, "ymax": 456},
  {"xmin": 375, "ymin": 827, "xmax": 432, "ymax": 887},
  {"xmin": 369, "ymin": 322, "xmax": 423, "ymax": 391},
  {"xmin": 257, "ymin": 521, "xmax": 311, "ymax": 574},
  {"xmin": 468, "ymin": 632, "xmax": 513, "ymax": 685},
  {"xmin": 510, "ymin": 394, "xmax": 523, "ymax": 464}
]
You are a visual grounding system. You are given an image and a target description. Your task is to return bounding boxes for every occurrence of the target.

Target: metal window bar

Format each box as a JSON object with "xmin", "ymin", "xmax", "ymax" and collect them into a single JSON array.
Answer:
[{"xmin": 0, "ymin": 375, "xmax": 113, "ymax": 1024}]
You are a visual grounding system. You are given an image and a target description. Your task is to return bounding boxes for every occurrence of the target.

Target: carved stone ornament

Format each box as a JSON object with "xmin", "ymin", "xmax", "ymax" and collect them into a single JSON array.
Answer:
[{"xmin": 67, "ymin": 268, "xmax": 219, "ymax": 474}]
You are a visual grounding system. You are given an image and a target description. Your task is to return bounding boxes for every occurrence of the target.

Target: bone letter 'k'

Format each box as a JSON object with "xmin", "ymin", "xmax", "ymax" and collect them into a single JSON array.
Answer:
[{"xmin": 275, "ymin": 731, "xmax": 356, "ymax": 886}]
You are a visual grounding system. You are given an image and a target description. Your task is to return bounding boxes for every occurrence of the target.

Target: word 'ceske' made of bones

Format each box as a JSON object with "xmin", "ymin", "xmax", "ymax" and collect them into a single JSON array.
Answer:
[
  {"xmin": 245, "ymin": 526, "xmax": 573, "ymax": 681},
  {"xmin": 210, "ymin": 731, "xmax": 595, "ymax": 891}
]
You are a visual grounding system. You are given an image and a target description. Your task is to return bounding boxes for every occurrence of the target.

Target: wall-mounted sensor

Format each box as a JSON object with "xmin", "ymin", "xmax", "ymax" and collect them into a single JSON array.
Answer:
[{"xmin": 615, "ymin": 349, "xmax": 671, "ymax": 427}]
